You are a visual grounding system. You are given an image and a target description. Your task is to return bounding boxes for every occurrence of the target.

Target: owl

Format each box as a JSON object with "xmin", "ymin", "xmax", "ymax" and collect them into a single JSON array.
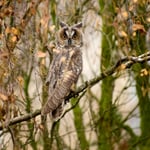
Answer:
[{"xmin": 41, "ymin": 22, "xmax": 83, "ymax": 119}]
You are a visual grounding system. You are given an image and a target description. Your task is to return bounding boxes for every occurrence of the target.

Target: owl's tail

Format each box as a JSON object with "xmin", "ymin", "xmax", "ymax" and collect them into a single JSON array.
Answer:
[
  {"xmin": 41, "ymin": 70, "xmax": 77, "ymax": 118},
  {"xmin": 41, "ymin": 102, "xmax": 64, "ymax": 120},
  {"xmin": 52, "ymin": 104, "xmax": 63, "ymax": 119},
  {"xmin": 41, "ymin": 95, "xmax": 64, "ymax": 119}
]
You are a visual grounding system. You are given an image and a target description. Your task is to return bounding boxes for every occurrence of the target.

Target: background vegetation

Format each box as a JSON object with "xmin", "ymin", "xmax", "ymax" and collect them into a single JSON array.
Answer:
[{"xmin": 0, "ymin": 0, "xmax": 150, "ymax": 149}]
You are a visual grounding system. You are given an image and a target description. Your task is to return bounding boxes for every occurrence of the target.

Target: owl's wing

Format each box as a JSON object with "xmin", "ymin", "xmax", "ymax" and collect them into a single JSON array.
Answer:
[
  {"xmin": 41, "ymin": 50, "xmax": 82, "ymax": 118},
  {"xmin": 45, "ymin": 49, "xmax": 61, "ymax": 87},
  {"xmin": 42, "ymin": 70, "xmax": 77, "ymax": 115}
]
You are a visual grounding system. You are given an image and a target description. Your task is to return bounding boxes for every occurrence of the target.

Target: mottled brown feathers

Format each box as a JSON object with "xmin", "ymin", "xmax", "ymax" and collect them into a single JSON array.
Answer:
[{"xmin": 41, "ymin": 22, "xmax": 83, "ymax": 119}]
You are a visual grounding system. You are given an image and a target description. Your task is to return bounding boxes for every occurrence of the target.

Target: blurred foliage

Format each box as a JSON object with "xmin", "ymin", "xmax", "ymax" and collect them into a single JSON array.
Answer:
[{"xmin": 0, "ymin": 0, "xmax": 150, "ymax": 150}]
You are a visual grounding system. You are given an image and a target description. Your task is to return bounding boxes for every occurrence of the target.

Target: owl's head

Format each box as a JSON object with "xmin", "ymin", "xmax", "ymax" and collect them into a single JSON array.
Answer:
[{"xmin": 56, "ymin": 22, "xmax": 83, "ymax": 48}]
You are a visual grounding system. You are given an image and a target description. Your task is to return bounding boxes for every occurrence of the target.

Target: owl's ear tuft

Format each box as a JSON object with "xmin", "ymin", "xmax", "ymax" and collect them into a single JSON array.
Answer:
[
  {"xmin": 74, "ymin": 22, "xmax": 82, "ymax": 28},
  {"xmin": 60, "ymin": 21, "xmax": 68, "ymax": 28}
]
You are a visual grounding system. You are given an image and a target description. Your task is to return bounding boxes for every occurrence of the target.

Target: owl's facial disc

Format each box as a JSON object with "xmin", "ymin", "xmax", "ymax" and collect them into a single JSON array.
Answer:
[
  {"xmin": 57, "ymin": 22, "xmax": 83, "ymax": 48},
  {"xmin": 65, "ymin": 29, "xmax": 79, "ymax": 46}
]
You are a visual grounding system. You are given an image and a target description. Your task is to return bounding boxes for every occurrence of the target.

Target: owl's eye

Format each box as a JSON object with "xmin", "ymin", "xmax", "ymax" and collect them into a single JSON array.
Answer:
[
  {"xmin": 62, "ymin": 31, "xmax": 67, "ymax": 39},
  {"xmin": 72, "ymin": 31, "xmax": 78, "ymax": 39}
]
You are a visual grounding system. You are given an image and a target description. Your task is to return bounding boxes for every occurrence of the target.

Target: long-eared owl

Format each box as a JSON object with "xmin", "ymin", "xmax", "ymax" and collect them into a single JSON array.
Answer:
[{"xmin": 41, "ymin": 22, "xmax": 83, "ymax": 119}]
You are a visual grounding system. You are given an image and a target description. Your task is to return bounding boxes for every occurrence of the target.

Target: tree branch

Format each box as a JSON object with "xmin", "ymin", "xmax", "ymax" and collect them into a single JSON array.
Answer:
[
  {"xmin": 0, "ymin": 51, "xmax": 150, "ymax": 130},
  {"xmin": 0, "ymin": 110, "xmax": 41, "ymax": 130},
  {"xmin": 69, "ymin": 51, "xmax": 150, "ymax": 98}
]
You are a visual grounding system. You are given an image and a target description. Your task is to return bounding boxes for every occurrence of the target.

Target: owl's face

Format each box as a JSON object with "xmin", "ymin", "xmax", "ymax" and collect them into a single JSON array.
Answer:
[{"xmin": 56, "ymin": 22, "xmax": 83, "ymax": 48}]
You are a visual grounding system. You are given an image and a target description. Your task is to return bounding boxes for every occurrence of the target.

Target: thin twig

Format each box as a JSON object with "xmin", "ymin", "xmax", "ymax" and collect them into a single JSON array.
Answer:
[{"xmin": 7, "ymin": 126, "xmax": 16, "ymax": 149}]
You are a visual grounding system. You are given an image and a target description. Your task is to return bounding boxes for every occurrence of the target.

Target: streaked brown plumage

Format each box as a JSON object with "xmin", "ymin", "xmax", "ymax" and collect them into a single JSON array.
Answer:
[{"xmin": 41, "ymin": 22, "xmax": 83, "ymax": 119}]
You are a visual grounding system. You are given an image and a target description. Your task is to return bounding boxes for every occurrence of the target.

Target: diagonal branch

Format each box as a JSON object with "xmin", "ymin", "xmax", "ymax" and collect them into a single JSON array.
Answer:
[
  {"xmin": 0, "ymin": 51, "xmax": 150, "ymax": 130},
  {"xmin": 70, "ymin": 51, "xmax": 150, "ymax": 98}
]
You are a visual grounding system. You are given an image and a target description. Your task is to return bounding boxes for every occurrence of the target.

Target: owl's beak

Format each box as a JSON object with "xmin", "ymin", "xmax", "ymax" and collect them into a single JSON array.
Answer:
[{"xmin": 68, "ymin": 38, "xmax": 72, "ymax": 45}]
